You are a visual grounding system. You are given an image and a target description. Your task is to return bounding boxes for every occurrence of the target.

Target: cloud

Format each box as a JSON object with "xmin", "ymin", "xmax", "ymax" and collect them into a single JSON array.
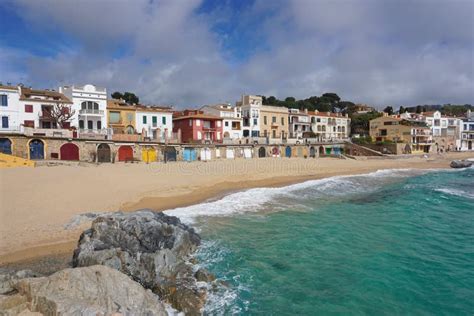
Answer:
[{"xmin": 1, "ymin": 0, "xmax": 473, "ymax": 108}]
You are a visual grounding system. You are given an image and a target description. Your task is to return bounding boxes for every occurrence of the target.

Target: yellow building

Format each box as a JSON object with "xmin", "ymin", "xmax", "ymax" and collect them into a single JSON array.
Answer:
[
  {"xmin": 107, "ymin": 99, "xmax": 137, "ymax": 134},
  {"xmin": 259, "ymin": 105, "xmax": 289, "ymax": 139}
]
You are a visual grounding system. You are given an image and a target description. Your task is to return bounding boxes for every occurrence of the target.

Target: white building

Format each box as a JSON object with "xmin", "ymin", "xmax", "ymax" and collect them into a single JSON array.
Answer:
[
  {"xmin": 135, "ymin": 105, "xmax": 173, "ymax": 140},
  {"xmin": 421, "ymin": 111, "xmax": 462, "ymax": 151},
  {"xmin": 0, "ymin": 85, "xmax": 21, "ymax": 132},
  {"xmin": 236, "ymin": 95, "xmax": 261, "ymax": 138},
  {"xmin": 0, "ymin": 85, "xmax": 73, "ymax": 131},
  {"xmin": 461, "ymin": 110, "xmax": 474, "ymax": 151},
  {"xmin": 200, "ymin": 103, "xmax": 242, "ymax": 140},
  {"xmin": 309, "ymin": 110, "xmax": 351, "ymax": 141},
  {"xmin": 59, "ymin": 84, "xmax": 107, "ymax": 132},
  {"xmin": 288, "ymin": 108, "xmax": 311, "ymax": 139}
]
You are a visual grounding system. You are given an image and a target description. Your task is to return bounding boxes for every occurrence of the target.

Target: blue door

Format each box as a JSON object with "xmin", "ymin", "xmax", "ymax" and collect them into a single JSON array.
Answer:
[
  {"xmin": 183, "ymin": 148, "xmax": 196, "ymax": 162},
  {"xmin": 285, "ymin": 146, "xmax": 292, "ymax": 158},
  {"xmin": 333, "ymin": 147, "xmax": 341, "ymax": 155},
  {"xmin": 29, "ymin": 139, "xmax": 44, "ymax": 160},
  {"xmin": 0, "ymin": 138, "xmax": 12, "ymax": 154}
]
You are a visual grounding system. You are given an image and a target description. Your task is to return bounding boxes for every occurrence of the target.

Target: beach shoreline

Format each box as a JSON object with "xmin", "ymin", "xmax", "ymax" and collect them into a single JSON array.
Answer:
[{"xmin": 1, "ymin": 152, "xmax": 473, "ymax": 266}]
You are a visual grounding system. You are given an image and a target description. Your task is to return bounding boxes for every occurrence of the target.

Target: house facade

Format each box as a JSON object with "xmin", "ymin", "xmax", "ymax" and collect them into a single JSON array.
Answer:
[
  {"xmin": 259, "ymin": 105, "xmax": 289, "ymax": 140},
  {"xmin": 461, "ymin": 110, "xmax": 474, "ymax": 151},
  {"xmin": 309, "ymin": 111, "xmax": 351, "ymax": 141},
  {"xmin": 0, "ymin": 85, "xmax": 21, "ymax": 132},
  {"xmin": 236, "ymin": 95, "xmax": 261, "ymax": 138},
  {"xmin": 288, "ymin": 108, "xmax": 311, "ymax": 139},
  {"xmin": 200, "ymin": 104, "xmax": 242, "ymax": 140},
  {"xmin": 59, "ymin": 84, "xmax": 107, "ymax": 134},
  {"xmin": 369, "ymin": 115, "xmax": 432, "ymax": 153},
  {"xmin": 173, "ymin": 110, "xmax": 223, "ymax": 143},
  {"xmin": 135, "ymin": 105, "xmax": 173, "ymax": 140},
  {"xmin": 106, "ymin": 99, "xmax": 137, "ymax": 135},
  {"xmin": 422, "ymin": 111, "xmax": 462, "ymax": 152}
]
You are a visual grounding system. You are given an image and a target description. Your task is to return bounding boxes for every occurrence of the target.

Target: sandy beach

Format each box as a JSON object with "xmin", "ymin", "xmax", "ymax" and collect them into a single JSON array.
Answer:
[{"xmin": 0, "ymin": 152, "xmax": 473, "ymax": 265}]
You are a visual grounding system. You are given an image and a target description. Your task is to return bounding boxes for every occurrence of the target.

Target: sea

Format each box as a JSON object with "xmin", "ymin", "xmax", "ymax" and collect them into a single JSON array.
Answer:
[{"xmin": 165, "ymin": 167, "xmax": 474, "ymax": 315}]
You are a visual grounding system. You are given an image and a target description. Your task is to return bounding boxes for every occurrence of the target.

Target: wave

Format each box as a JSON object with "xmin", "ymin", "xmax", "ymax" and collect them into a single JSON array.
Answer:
[
  {"xmin": 435, "ymin": 188, "xmax": 474, "ymax": 199},
  {"xmin": 164, "ymin": 168, "xmax": 431, "ymax": 225}
]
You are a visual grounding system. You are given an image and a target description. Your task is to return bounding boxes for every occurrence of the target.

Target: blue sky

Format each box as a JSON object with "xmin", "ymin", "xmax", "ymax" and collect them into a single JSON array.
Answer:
[{"xmin": 0, "ymin": 0, "xmax": 473, "ymax": 108}]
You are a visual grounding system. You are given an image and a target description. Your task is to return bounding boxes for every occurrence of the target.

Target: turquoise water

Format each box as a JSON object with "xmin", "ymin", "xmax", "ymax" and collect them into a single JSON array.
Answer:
[{"xmin": 167, "ymin": 168, "xmax": 474, "ymax": 315}]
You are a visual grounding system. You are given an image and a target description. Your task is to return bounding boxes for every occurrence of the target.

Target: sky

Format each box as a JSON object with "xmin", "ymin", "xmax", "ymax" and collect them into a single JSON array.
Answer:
[{"xmin": 0, "ymin": 0, "xmax": 473, "ymax": 109}]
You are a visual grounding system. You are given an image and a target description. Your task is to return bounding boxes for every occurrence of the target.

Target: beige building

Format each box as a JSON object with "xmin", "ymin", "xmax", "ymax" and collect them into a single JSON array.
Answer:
[
  {"xmin": 259, "ymin": 105, "xmax": 289, "ymax": 139},
  {"xmin": 369, "ymin": 115, "xmax": 432, "ymax": 153}
]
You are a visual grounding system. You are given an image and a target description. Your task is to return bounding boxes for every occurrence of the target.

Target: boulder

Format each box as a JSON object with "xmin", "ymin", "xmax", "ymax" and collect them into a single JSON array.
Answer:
[
  {"xmin": 450, "ymin": 160, "xmax": 473, "ymax": 168},
  {"xmin": 0, "ymin": 265, "xmax": 167, "ymax": 315},
  {"xmin": 0, "ymin": 268, "xmax": 42, "ymax": 295},
  {"xmin": 72, "ymin": 210, "xmax": 208, "ymax": 315}
]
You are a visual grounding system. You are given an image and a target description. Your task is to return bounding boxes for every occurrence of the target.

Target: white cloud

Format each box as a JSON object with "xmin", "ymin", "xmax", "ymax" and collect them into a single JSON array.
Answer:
[{"xmin": 1, "ymin": 0, "xmax": 473, "ymax": 107}]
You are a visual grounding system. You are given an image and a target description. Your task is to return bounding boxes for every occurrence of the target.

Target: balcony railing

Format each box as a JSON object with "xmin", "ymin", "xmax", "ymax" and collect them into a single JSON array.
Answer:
[{"xmin": 79, "ymin": 109, "xmax": 104, "ymax": 115}]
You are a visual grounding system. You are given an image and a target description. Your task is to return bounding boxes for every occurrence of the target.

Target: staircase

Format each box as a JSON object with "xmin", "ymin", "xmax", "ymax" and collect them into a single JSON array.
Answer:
[
  {"xmin": 0, "ymin": 153, "xmax": 35, "ymax": 168},
  {"xmin": 344, "ymin": 141, "xmax": 386, "ymax": 157}
]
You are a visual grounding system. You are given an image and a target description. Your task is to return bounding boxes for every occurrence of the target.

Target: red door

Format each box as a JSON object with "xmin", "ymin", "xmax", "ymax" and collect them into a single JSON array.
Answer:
[
  {"xmin": 118, "ymin": 146, "xmax": 133, "ymax": 162},
  {"xmin": 60, "ymin": 143, "xmax": 79, "ymax": 160}
]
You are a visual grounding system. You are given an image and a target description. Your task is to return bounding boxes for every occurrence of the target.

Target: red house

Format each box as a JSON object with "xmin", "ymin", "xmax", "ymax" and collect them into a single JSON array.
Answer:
[{"xmin": 173, "ymin": 110, "xmax": 223, "ymax": 143}]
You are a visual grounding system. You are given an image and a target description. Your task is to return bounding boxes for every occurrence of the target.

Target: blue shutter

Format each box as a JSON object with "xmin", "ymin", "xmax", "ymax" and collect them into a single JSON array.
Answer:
[
  {"xmin": 0, "ymin": 95, "xmax": 7, "ymax": 106},
  {"xmin": 2, "ymin": 116, "xmax": 9, "ymax": 128}
]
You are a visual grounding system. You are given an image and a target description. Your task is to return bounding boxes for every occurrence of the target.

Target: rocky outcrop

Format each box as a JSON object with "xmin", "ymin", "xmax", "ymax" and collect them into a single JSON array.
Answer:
[
  {"xmin": 0, "ymin": 269, "xmax": 42, "ymax": 295},
  {"xmin": 450, "ymin": 160, "xmax": 473, "ymax": 168},
  {"xmin": 0, "ymin": 265, "xmax": 167, "ymax": 315},
  {"xmin": 72, "ymin": 210, "xmax": 207, "ymax": 315}
]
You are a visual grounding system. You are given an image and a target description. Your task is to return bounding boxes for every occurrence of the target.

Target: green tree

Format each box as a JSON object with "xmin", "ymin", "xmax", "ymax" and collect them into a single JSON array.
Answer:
[
  {"xmin": 267, "ymin": 96, "xmax": 277, "ymax": 105},
  {"xmin": 398, "ymin": 106, "xmax": 405, "ymax": 114},
  {"xmin": 383, "ymin": 106, "xmax": 393, "ymax": 115},
  {"xmin": 321, "ymin": 93, "xmax": 340, "ymax": 103},
  {"xmin": 416, "ymin": 105, "xmax": 422, "ymax": 113},
  {"xmin": 111, "ymin": 92, "xmax": 123, "ymax": 99},
  {"xmin": 123, "ymin": 92, "xmax": 139, "ymax": 104},
  {"xmin": 335, "ymin": 101, "xmax": 355, "ymax": 113}
]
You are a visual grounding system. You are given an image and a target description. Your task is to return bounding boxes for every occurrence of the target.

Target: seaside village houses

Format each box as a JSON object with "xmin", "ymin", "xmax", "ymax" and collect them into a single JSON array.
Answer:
[{"xmin": 1, "ymin": 82, "xmax": 473, "ymax": 162}]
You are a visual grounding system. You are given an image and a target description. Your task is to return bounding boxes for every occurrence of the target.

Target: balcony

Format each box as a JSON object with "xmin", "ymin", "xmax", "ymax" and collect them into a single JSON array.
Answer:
[
  {"xmin": 38, "ymin": 110, "xmax": 53, "ymax": 120},
  {"xmin": 79, "ymin": 109, "xmax": 104, "ymax": 115}
]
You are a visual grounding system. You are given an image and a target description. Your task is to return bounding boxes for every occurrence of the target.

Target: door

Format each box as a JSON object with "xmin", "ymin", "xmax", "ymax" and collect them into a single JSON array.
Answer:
[
  {"xmin": 297, "ymin": 147, "xmax": 303, "ymax": 157},
  {"xmin": 271, "ymin": 146, "xmax": 280, "ymax": 157},
  {"xmin": 183, "ymin": 148, "xmax": 197, "ymax": 162},
  {"xmin": 258, "ymin": 147, "xmax": 266, "ymax": 158},
  {"xmin": 0, "ymin": 138, "xmax": 12, "ymax": 154},
  {"xmin": 319, "ymin": 146, "xmax": 325, "ymax": 156},
  {"xmin": 164, "ymin": 147, "xmax": 177, "ymax": 162},
  {"xmin": 226, "ymin": 148, "xmax": 234, "ymax": 159},
  {"xmin": 142, "ymin": 146, "xmax": 157, "ymax": 163},
  {"xmin": 200, "ymin": 148, "xmax": 211, "ymax": 161},
  {"xmin": 310, "ymin": 146, "xmax": 316, "ymax": 158},
  {"xmin": 119, "ymin": 146, "xmax": 134, "ymax": 162},
  {"xmin": 285, "ymin": 146, "xmax": 292, "ymax": 158},
  {"xmin": 469, "ymin": 141, "xmax": 472, "ymax": 150},
  {"xmin": 333, "ymin": 147, "xmax": 341, "ymax": 155},
  {"xmin": 60, "ymin": 143, "xmax": 79, "ymax": 161},
  {"xmin": 29, "ymin": 139, "xmax": 44, "ymax": 160},
  {"xmin": 325, "ymin": 147, "xmax": 332, "ymax": 155},
  {"xmin": 97, "ymin": 144, "xmax": 111, "ymax": 162},
  {"xmin": 243, "ymin": 148, "xmax": 252, "ymax": 158}
]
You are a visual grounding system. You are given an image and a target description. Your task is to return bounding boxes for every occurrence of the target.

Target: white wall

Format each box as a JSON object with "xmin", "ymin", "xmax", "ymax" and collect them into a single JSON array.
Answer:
[
  {"xmin": 0, "ymin": 87, "xmax": 21, "ymax": 131},
  {"xmin": 135, "ymin": 111, "xmax": 173, "ymax": 139}
]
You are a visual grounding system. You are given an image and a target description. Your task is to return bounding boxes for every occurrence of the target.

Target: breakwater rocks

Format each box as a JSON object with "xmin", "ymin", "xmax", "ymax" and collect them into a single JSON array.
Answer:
[
  {"xmin": 1, "ymin": 210, "xmax": 213, "ymax": 315},
  {"xmin": 450, "ymin": 160, "xmax": 473, "ymax": 168}
]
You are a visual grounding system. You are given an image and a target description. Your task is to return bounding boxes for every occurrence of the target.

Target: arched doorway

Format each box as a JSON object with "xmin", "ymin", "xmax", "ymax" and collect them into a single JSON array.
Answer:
[
  {"xmin": 319, "ymin": 146, "xmax": 325, "ymax": 156},
  {"xmin": 285, "ymin": 146, "xmax": 292, "ymax": 158},
  {"xmin": 258, "ymin": 147, "xmax": 266, "ymax": 158},
  {"xmin": 164, "ymin": 147, "xmax": 177, "ymax": 162},
  {"xmin": 297, "ymin": 147, "xmax": 303, "ymax": 157},
  {"xmin": 0, "ymin": 138, "xmax": 12, "ymax": 154},
  {"xmin": 118, "ymin": 145, "xmax": 134, "ymax": 162},
  {"xmin": 29, "ymin": 139, "xmax": 44, "ymax": 160},
  {"xmin": 142, "ymin": 146, "xmax": 157, "ymax": 163},
  {"xmin": 125, "ymin": 125, "xmax": 135, "ymax": 134},
  {"xmin": 309, "ymin": 146, "xmax": 316, "ymax": 158},
  {"xmin": 223, "ymin": 131, "xmax": 230, "ymax": 138},
  {"xmin": 271, "ymin": 146, "xmax": 280, "ymax": 157},
  {"xmin": 183, "ymin": 148, "xmax": 197, "ymax": 161},
  {"xmin": 60, "ymin": 143, "xmax": 79, "ymax": 161},
  {"xmin": 97, "ymin": 143, "xmax": 111, "ymax": 162}
]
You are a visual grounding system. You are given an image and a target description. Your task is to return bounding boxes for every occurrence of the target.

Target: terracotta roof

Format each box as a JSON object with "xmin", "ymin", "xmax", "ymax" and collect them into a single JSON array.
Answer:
[
  {"xmin": 19, "ymin": 87, "xmax": 72, "ymax": 103},
  {"xmin": 201, "ymin": 104, "xmax": 235, "ymax": 112}
]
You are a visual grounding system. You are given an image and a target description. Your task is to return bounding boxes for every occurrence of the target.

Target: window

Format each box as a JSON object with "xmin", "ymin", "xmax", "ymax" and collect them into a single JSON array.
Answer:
[
  {"xmin": 264, "ymin": 116, "xmax": 267, "ymax": 125},
  {"xmin": 0, "ymin": 95, "xmax": 7, "ymax": 106},
  {"xmin": 127, "ymin": 113, "xmax": 133, "ymax": 122},
  {"xmin": 109, "ymin": 111, "xmax": 121, "ymax": 123},
  {"xmin": 217, "ymin": 132, "xmax": 221, "ymax": 140},
  {"xmin": 272, "ymin": 116, "xmax": 276, "ymax": 123},
  {"xmin": 253, "ymin": 118, "xmax": 258, "ymax": 125},
  {"xmin": 97, "ymin": 121, "xmax": 102, "ymax": 129},
  {"xmin": 87, "ymin": 120, "xmax": 93, "ymax": 130},
  {"xmin": 217, "ymin": 121, "xmax": 221, "ymax": 127},
  {"xmin": 225, "ymin": 121, "xmax": 229, "ymax": 127},
  {"xmin": 152, "ymin": 116, "xmax": 157, "ymax": 127},
  {"xmin": 1, "ymin": 116, "xmax": 8, "ymax": 128},
  {"xmin": 143, "ymin": 116, "xmax": 147, "ymax": 124},
  {"xmin": 25, "ymin": 104, "xmax": 33, "ymax": 113},
  {"xmin": 281, "ymin": 117, "xmax": 284, "ymax": 125},
  {"xmin": 196, "ymin": 119, "xmax": 201, "ymax": 126},
  {"xmin": 197, "ymin": 131, "xmax": 202, "ymax": 140},
  {"xmin": 162, "ymin": 116, "xmax": 166, "ymax": 125},
  {"xmin": 380, "ymin": 129, "xmax": 388, "ymax": 136},
  {"xmin": 189, "ymin": 119, "xmax": 192, "ymax": 127},
  {"xmin": 24, "ymin": 120, "xmax": 34, "ymax": 128},
  {"xmin": 79, "ymin": 120, "xmax": 84, "ymax": 129}
]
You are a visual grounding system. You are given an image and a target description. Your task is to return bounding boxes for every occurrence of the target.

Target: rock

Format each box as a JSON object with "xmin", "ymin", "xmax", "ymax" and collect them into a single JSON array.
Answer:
[
  {"xmin": 450, "ymin": 160, "xmax": 473, "ymax": 168},
  {"xmin": 0, "ymin": 268, "xmax": 42, "ymax": 295},
  {"xmin": 72, "ymin": 210, "xmax": 206, "ymax": 315},
  {"xmin": 195, "ymin": 268, "xmax": 216, "ymax": 283},
  {"xmin": 0, "ymin": 265, "xmax": 167, "ymax": 315}
]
